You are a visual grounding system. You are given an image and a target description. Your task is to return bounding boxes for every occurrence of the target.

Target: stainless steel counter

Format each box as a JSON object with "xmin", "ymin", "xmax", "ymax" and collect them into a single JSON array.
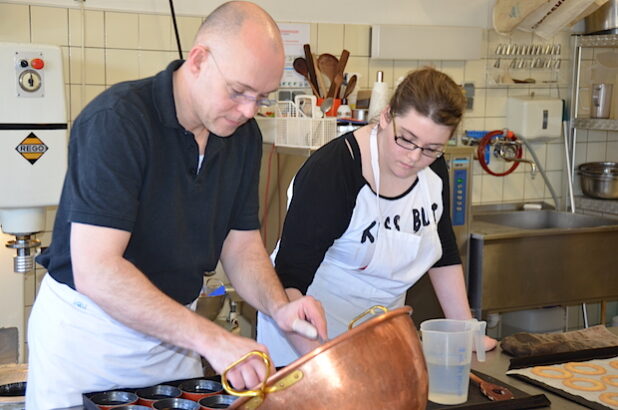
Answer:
[{"xmin": 468, "ymin": 207, "xmax": 618, "ymax": 317}]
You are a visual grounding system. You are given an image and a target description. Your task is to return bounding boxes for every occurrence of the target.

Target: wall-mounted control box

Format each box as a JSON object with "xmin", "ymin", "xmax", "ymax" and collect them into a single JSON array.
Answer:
[{"xmin": 506, "ymin": 96, "xmax": 563, "ymax": 140}]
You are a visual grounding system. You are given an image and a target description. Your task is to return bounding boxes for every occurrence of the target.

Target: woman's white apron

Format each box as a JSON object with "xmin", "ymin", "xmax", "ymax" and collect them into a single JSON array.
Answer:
[{"xmin": 258, "ymin": 126, "xmax": 442, "ymax": 366}]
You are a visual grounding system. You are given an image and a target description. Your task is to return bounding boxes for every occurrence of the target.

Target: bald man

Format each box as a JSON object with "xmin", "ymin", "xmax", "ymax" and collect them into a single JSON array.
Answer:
[{"xmin": 26, "ymin": 2, "xmax": 326, "ymax": 409}]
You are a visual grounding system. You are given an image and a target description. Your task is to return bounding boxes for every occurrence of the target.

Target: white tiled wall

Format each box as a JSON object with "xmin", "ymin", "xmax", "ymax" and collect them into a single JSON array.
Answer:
[
  {"xmin": 0, "ymin": 3, "xmax": 203, "ymax": 361},
  {"xmin": 0, "ymin": 3, "xmax": 30, "ymax": 42},
  {"xmin": 0, "ymin": 0, "xmax": 582, "ymax": 266},
  {"xmin": 1, "ymin": 2, "xmax": 574, "ymax": 210},
  {"xmin": 3, "ymin": 2, "xmax": 614, "ymax": 354}
]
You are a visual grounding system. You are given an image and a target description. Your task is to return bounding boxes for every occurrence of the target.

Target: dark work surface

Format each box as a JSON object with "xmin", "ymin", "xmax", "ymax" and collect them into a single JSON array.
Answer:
[{"xmin": 426, "ymin": 370, "xmax": 550, "ymax": 410}]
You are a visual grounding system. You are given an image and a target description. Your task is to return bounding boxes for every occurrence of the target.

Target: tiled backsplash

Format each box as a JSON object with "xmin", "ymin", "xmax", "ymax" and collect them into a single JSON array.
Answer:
[
  {"xmin": 3, "ymin": 1, "xmax": 618, "ymax": 360},
  {"xmin": 2, "ymin": 3, "xmax": 616, "ymax": 211}
]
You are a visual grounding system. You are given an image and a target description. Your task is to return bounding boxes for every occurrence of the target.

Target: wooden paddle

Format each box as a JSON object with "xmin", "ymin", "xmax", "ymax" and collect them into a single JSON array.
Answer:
[
  {"xmin": 327, "ymin": 49, "xmax": 349, "ymax": 99},
  {"xmin": 303, "ymin": 44, "xmax": 320, "ymax": 98},
  {"xmin": 492, "ymin": 0, "xmax": 547, "ymax": 34},
  {"xmin": 312, "ymin": 54, "xmax": 327, "ymax": 99}
]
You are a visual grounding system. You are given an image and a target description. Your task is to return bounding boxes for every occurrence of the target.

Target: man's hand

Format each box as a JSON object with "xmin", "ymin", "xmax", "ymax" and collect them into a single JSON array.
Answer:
[
  {"xmin": 203, "ymin": 296, "xmax": 326, "ymax": 391},
  {"xmin": 201, "ymin": 329, "xmax": 275, "ymax": 391}
]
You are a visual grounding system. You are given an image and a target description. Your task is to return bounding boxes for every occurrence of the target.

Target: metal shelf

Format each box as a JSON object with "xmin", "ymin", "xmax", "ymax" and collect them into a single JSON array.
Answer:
[
  {"xmin": 483, "ymin": 83, "xmax": 567, "ymax": 89},
  {"xmin": 573, "ymin": 118, "xmax": 618, "ymax": 131},
  {"xmin": 568, "ymin": 34, "xmax": 618, "ymax": 211},
  {"xmin": 574, "ymin": 195, "xmax": 618, "ymax": 216},
  {"xmin": 576, "ymin": 33, "xmax": 618, "ymax": 48}
]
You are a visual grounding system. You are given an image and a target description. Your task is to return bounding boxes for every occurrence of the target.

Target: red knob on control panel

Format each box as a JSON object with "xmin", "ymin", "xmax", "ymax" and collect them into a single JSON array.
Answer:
[{"xmin": 31, "ymin": 58, "xmax": 44, "ymax": 69}]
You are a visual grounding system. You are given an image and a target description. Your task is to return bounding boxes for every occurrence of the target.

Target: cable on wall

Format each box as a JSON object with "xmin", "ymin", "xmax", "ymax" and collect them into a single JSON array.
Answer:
[{"xmin": 169, "ymin": 0, "xmax": 183, "ymax": 60}]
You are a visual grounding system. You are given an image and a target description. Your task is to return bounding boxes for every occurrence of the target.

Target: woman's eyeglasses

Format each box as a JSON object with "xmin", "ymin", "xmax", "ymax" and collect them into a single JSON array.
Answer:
[{"xmin": 392, "ymin": 118, "xmax": 444, "ymax": 158}]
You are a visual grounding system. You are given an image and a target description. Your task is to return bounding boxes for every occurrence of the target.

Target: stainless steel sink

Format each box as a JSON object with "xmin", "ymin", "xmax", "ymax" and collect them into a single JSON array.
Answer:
[
  {"xmin": 474, "ymin": 210, "xmax": 616, "ymax": 230},
  {"xmin": 468, "ymin": 204, "xmax": 618, "ymax": 319}
]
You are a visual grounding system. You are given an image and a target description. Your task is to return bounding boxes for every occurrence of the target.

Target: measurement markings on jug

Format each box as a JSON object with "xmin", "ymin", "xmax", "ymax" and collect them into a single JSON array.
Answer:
[{"xmin": 15, "ymin": 132, "xmax": 48, "ymax": 164}]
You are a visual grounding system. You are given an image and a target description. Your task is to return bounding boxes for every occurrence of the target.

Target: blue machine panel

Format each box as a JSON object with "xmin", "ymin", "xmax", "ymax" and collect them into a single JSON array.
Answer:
[{"xmin": 451, "ymin": 164, "xmax": 468, "ymax": 226}]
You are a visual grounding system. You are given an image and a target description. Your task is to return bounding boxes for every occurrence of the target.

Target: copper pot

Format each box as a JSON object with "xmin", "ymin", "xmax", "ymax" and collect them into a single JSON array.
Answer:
[{"xmin": 224, "ymin": 306, "xmax": 427, "ymax": 410}]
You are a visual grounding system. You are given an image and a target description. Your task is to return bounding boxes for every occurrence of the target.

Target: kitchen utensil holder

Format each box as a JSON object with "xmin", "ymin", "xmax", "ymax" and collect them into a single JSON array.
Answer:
[{"xmin": 262, "ymin": 100, "xmax": 337, "ymax": 150}]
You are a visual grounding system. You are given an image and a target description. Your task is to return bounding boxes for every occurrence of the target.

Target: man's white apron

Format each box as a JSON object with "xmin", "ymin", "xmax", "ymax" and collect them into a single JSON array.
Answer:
[{"xmin": 26, "ymin": 274, "xmax": 202, "ymax": 410}]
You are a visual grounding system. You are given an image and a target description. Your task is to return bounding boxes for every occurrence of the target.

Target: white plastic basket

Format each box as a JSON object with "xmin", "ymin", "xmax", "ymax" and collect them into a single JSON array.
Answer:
[{"xmin": 264, "ymin": 100, "xmax": 338, "ymax": 150}]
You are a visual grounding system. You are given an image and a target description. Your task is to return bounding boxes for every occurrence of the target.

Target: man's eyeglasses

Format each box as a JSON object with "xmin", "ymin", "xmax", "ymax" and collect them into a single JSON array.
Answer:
[
  {"xmin": 392, "ymin": 117, "xmax": 444, "ymax": 158},
  {"xmin": 208, "ymin": 49, "xmax": 276, "ymax": 108}
]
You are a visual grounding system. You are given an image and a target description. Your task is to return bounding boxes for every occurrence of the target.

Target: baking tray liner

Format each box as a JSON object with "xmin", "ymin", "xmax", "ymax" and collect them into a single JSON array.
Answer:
[{"xmin": 507, "ymin": 345, "xmax": 618, "ymax": 410}]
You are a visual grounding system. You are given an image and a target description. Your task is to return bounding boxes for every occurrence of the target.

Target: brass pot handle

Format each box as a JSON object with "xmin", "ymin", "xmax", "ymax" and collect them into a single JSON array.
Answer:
[
  {"xmin": 348, "ymin": 305, "xmax": 388, "ymax": 330},
  {"xmin": 222, "ymin": 350, "xmax": 272, "ymax": 398}
]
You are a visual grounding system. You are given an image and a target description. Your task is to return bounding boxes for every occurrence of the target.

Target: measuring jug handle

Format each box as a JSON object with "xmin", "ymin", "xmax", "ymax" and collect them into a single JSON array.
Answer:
[{"xmin": 470, "ymin": 319, "xmax": 487, "ymax": 362}]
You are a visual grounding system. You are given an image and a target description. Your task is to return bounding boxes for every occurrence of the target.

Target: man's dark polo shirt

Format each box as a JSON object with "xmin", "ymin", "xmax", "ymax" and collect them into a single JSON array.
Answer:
[{"xmin": 36, "ymin": 60, "xmax": 262, "ymax": 305}]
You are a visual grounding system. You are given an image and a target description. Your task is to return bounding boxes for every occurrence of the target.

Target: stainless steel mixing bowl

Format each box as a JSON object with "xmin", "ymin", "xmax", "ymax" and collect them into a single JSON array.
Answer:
[{"xmin": 578, "ymin": 162, "xmax": 618, "ymax": 199}]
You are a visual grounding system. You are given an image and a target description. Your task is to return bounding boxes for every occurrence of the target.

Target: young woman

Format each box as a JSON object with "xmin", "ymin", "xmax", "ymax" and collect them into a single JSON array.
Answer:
[{"xmin": 258, "ymin": 67, "xmax": 496, "ymax": 366}]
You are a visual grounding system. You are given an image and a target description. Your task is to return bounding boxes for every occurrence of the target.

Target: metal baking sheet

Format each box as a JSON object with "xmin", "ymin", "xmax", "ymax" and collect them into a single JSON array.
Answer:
[{"xmin": 508, "ymin": 346, "xmax": 618, "ymax": 410}]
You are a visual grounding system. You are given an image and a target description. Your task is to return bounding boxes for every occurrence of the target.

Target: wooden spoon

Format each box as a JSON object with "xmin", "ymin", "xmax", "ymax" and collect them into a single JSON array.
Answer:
[
  {"xmin": 328, "ymin": 73, "xmax": 344, "ymax": 99},
  {"xmin": 293, "ymin": 57, "xmax": 320, "ymax": 97},
  {"xmin": 469, "ymin": 372, "xmax": 514, "ymax": 401},
  {"xmin": 317, "ymin": 53, "xmax": 339, "ymax": 84},
  {"xmin": 342, "ymin": 74, "xmax": 357, "ymax": 101}
]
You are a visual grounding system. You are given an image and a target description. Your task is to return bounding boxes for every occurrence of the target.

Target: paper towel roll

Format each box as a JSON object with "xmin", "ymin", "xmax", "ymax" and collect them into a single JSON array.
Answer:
[{"xmin": 368, "ymin": 82, "xmax": 390, "ymax": 121}]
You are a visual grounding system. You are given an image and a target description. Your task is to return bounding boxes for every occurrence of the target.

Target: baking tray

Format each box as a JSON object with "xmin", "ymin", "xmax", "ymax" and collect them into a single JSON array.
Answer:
[
  {"xmin": 82, "ymin": 375, "xmax": 221, "ymax": 410},
  {"xmin": 426, "ymin": 370, "xmax": 550, "ymax": 409},
  {"xmin": 82, "ymin": 370, "xmax": 548, "ymax": 410},
  {"xmin": 507, "ymin": 345, "xmax": 618, "ymax": 410}
]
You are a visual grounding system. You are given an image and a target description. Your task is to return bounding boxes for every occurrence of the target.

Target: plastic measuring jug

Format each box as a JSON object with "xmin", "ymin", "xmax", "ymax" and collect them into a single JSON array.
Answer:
[{"xmin": 420, "ymin": 319, "xmax": 486, "ymax": 405}]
